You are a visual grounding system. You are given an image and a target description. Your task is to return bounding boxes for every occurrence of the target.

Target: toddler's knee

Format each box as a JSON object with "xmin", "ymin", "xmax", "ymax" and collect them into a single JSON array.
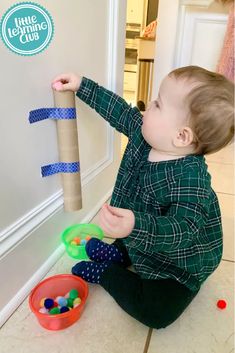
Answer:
[
  {"xmin": 140, "ymin": 315, "xmax": 175, "ymax": 329},
  {"xmin": 138, "ymin": 305, "xmax": 179, "ymax": 329}
]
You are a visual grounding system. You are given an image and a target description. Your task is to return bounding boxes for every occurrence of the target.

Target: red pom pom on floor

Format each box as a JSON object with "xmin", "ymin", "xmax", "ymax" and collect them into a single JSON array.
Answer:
[{"xmin": 217, "ymin": 299, "xmax": 227, "ymax": 309}]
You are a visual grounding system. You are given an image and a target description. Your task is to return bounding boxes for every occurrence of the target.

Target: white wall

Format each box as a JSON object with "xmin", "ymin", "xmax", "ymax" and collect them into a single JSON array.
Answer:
[{"xmin": 0, "ymin": 0, "xmax": 127, "ymax": 325}]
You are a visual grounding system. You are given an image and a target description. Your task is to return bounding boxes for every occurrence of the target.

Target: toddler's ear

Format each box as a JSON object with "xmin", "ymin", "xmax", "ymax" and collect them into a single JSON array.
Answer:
[{"xmin": 173, "ymin": 127, "xmax": 194, "ymax": 147}]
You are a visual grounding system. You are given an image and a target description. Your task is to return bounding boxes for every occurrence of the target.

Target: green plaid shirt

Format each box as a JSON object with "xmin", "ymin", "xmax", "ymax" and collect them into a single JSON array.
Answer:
[{"xmin": 77, "ymin": 77, "xmax": 223, "ymax": 291}]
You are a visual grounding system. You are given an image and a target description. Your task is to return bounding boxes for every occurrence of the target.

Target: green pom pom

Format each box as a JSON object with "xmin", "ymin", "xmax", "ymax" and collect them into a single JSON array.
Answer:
[
  {"xmin": 67, "ymin": 298, "xmax": 74, "ymax": 308},
  {"xmin": 69, "ymin": 289, "xmax": 78, "ymax": 299},
  {"xmin": 49, "ymin": 307, "xmax": 60, "ymax": 315}
]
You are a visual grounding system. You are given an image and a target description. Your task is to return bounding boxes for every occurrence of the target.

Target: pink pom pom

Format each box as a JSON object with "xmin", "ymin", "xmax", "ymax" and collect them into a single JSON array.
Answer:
[{"xmin": 53, "ymin": 81, "xmax": 63, "ymax": 91}]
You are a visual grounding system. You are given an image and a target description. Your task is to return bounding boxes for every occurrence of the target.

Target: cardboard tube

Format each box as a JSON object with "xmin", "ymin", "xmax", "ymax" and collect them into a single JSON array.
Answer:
[{"xmin": 53, "ymin": 90, "xmax": 82, "ymax": 212}]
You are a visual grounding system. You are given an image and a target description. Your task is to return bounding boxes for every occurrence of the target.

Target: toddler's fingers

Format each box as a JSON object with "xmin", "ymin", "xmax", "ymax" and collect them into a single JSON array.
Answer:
[
  {"xmin": 99, "ymin": 209, "xmax": 118, "ymax": 234},
  {"xmin": 102, "ymin": 205, "xmax": 119, "ymax": 224},
  {"xmin": 99, "ymin": 214, "xmax": 112, "ymax": 235},
  {"xmin": 105, "ymin": 204, "xmax": 128, "ymax": 218},
  {"xmin": 99, "ymin": 208, "xmax": 113, "ymax": 228},
  {"xmin": 102, "ymin": 203, "xmax": 120, "ymax": 217},
  {"xmin": 52, "ymin": 73, "xmax": 70, "ymax": 85},
  {"xmin": 105, "ymin": 204, "xmax": 117, "ymax": 215},
  {"xmin": 57, "ymin": 82, "xmax": 72, "ymax": 91}
]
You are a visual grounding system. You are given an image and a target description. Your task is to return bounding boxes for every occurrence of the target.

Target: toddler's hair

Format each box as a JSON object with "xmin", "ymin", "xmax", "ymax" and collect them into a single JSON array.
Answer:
[{"xmin": 169, "ymin": 66, "xmax": 234, "ymax": 155}]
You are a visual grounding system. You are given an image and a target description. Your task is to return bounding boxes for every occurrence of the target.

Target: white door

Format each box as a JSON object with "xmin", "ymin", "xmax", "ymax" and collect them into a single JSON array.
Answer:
[
  {"xmin": 152, "ymin": 0, "xmax": 229, "ymax": 97},
  {"xmin": 0, "ymin": 0, "xmax": 126, "ymax": 326}
]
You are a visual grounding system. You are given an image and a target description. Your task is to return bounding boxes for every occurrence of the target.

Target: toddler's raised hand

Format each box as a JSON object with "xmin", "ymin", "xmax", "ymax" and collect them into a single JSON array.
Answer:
[
  {"xmin": 51, "ymin": 73, "xmax": 82, "ymax": 92},
  {"xmin": 99, "ymin": 204, "xmax": 135, "ymax": 238}
]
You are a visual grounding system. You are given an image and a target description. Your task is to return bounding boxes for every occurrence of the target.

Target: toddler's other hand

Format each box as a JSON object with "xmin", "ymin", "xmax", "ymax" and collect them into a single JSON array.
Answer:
[
  {"xmin": 51, "ymin": 73, "xmax": 82, "ymax": 92},
  {"xmin": 99, "ymin": 204, "xmax": 135, "ymax": 238}
]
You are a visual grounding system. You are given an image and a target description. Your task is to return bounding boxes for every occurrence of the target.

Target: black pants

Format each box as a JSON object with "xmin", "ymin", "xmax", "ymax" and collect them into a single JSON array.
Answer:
[{"xmin": 100, "ymin": 240, "xmax": 199, "ymax": 329}]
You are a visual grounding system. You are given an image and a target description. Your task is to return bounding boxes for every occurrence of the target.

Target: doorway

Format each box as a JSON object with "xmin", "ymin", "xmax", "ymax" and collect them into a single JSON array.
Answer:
[{"xmin": 121, "ymin": 0, "xmax": 159, "ymax": 155}]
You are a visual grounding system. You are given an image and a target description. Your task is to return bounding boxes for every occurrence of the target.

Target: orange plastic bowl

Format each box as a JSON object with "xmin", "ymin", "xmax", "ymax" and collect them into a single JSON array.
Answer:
[{"xmin": 29, "ymin": 274, "xmax": 88, "ymax": 330}]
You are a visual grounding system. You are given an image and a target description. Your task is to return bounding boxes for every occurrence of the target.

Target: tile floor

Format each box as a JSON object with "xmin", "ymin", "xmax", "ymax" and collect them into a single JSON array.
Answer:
[{"xmin": 0, "ymin": 144, "xmax": 234, "ymax": 353}]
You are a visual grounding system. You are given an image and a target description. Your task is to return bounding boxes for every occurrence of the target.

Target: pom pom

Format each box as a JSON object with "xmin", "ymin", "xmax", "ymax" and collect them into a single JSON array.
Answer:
[
  {"xmin": 49, "ymin": 307, "xmax": 60, "ymax": 315},
  {"xmin": 55, "ymin": 296, "xmax": 62, "ymax": 304},
  {"xmin": 73, "ymin": 297, "xmax": 81, "ymax": 306},
  {"xmin": 67, "ymin": 298, "xmax": 74, "ymax": 308},
  {"xmin": 39, "ymin": 297, "xmax": 46, "ymax": 308},
  {"xmin": 53, "ymin": 81, "xmax": 63, "ymax": 91},
  {"xmin": 58, "ymin": 297, "xmax": 67, "ymax": 307},
  {"xmin": 39, "ymin": 307, "xmax": 48, "ymax": 314},
  {"xmin": 217, "ymin": 299, "xmax": 227, "ymax": 309},
  {"xmin": 60, "ymin": 306, "xmax": 70, "ymax": 313},
  {"xmin": 44, "ymin": 298, "xmax": 54, "ymax": 309},
  {"xmin": 69, "ymin": 289, "xmax": 78, "ymax": 299}
]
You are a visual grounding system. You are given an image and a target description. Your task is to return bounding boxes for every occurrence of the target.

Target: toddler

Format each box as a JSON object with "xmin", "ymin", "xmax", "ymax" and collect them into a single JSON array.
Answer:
[{"xmin": 52, "ymin": 66, "xmax": 234, "ymax": 328}]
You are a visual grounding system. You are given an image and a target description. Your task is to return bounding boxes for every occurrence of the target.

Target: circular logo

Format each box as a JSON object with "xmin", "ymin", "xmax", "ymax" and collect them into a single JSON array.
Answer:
[{"xmin": 0, "ymin": 2, "xmax": 54, "ymax": 56}]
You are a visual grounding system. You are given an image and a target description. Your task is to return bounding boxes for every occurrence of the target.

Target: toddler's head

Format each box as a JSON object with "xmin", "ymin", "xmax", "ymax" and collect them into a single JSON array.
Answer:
[{"xmin": 141, "ymin": 65, "xmax": 234, "ymax": 157}]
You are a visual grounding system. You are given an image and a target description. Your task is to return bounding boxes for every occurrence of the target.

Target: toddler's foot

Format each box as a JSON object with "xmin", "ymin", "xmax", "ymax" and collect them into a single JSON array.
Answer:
[
  {"xmin": 71, "ymin": 261, "xmax": 111, "ymax": 284},
  {"xmin": 85, "ymin": 238, "xmax": 124, "ymax": 264}
]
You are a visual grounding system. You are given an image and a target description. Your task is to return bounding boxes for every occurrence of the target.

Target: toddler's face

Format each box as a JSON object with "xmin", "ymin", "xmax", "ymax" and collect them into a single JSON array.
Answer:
[{"xmin": 141, "ymin": 75, "xmax": 191, "ymax": 153}]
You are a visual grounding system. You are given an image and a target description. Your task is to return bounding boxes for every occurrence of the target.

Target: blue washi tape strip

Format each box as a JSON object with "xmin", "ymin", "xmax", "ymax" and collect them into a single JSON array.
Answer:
[
  {"xmin": 29, "ymin": 108, "xmax": 76, "ymax": 124},
  {"xmin": 41, "ymin": 162, "xmax": 80, "ymax": 177}
]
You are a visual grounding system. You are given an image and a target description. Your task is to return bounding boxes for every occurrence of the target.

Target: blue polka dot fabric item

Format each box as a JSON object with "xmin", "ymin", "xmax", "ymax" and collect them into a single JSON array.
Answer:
[
  {"xmin": 41, "ymin": 162, "xmax": 80, "ymax": 177},
  {"xmin": 29, "ymin": 108, "xmax": 76, "ymax": 124}
]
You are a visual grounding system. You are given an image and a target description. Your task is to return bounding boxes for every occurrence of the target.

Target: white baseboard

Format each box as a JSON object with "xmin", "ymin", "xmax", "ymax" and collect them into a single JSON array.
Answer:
[
  {"xmin": 0, "ymin": 153, "xmax": 114, "ymax": 260},
  {"xmin": 0, "ymin": 189, "xmax": 112, "ymax": 328},
  {"xmin": 0, "ymin": 245, "xmax": 64, "ymax": 328}
]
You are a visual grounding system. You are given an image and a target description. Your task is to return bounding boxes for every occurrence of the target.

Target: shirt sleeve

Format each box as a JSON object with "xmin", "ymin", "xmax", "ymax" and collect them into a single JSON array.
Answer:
[
  {"xmin": 76, "ymin": 77, "xmax": 142, "ymax": 137},
  {"xmin": 124, "ymin": 169, "xmax": 212, "ymax": 253}
]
